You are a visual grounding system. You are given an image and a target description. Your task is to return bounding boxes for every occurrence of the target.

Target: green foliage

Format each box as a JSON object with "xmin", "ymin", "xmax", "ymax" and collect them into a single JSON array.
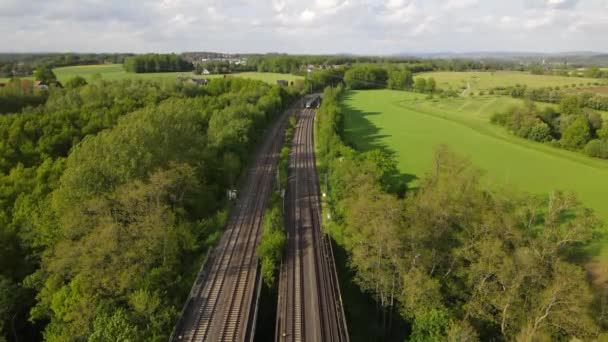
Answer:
[
  {"xmin": 414, "ymin": 77, "xmax": 427, "ymax": 93},
  {"xmin": 344, "ymin": 64, "xmax": 388, "ymax": 89},
  {"xmin": 0, "ymin": 79, "xmax": 48, "ymax": 114},
  {"xmin": 387, "ymin": 69, "xmax": 413, "ymax": 90},
  {"xmin": 123, "ymin": 54, "xmax": 193, "ymax": 73},
  {"xmin": 584, "ymin": 139, "xmax": 608, "ymax": 159},
  {"xmin": 492, "ymin": 103, "xmax": 555, "ymax": 142},
  {"xmin": 318, "ymin": 87, "xmax": 603, "ymax": 340},
  {"xmin": 64, "ymin": 76, "xmax": 87, "ymax": 89},
  {"xmin": 492, "ymin": 98, "xmax": 605, "ymax": 156},
  {"xmin": 257, "ymin": 115, "xmax": 295, "ymax": 286},
  {"xmin": 599, "ymin": 124, "xmax": 608, "ymax": 141},
  {"xmin": 34, "ymin": 65, "xmax": 57, "ymax": 83},
  {"xmin": 559, "ymin": 95, "xmax": 584, "ymax": 115},
  {"xmin": 258, "ymin": 204, "xmax": 286, "ymax": 286},
  {"xmin": 561, "ymin": 116, "xmax": 591, "ymax": 149},
  {"xmin": 426, "ymin": 77, "xmax": 437, "ymax": 93},
  {"xmin": 0, "ymin": 77, "xmax": 298, "ymax": 341},
  {"xmin": 584, "ymin": 66, "xmax": 602, "ymax": 78},
  {"xmin": 89, "ymin": 308, "xmax": 139, "ymax": 342},
  {"xmin": 410, "ymin": 309, "xmax": 450, "ymax": 342}
]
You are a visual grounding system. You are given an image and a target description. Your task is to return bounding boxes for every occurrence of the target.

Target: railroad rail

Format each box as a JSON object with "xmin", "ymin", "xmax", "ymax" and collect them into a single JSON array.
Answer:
[
  {"xmin": 275, "ymin": 107, "xmax": 349, "ymax": 342},
  {"xmin": 172, "ymin": 104, "xmax": 294, "ymax": 342}
]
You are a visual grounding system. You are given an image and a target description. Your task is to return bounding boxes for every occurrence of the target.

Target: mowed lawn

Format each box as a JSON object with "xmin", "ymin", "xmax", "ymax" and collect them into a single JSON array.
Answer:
[
  {"xmin": 342, "ymin": 90, "xmax": 608, "ymax": 223},
  {"xmin": 0, "ymin": 64, "xmax": 303, "ymax": 84},
  {"xmin": 416, "ymin": 71, "xmax": 606, "ymax": 94}
]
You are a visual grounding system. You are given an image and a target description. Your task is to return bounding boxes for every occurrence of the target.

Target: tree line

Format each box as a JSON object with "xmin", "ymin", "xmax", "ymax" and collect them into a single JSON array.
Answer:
[
  {"xmin": 492, "ymin": 96, "xmax": 608, "ymax": 159},
  {"xmin": 492, "ymin": 84, "xmax": 608, "ymax": 111},
  {"xmin": 0, "ymin": 77, "xmax": 298, "ymax": 341},
  {"xmin": 328, "ymin": 65, "xmax": 454, "ymax": 97},
  {"xmin": 123, "ymin": 54, "xmax": 194, "ymax": 73},
  {"xmin": 315, "ymin": 85, "xmax": 606, "ymax": 341}
]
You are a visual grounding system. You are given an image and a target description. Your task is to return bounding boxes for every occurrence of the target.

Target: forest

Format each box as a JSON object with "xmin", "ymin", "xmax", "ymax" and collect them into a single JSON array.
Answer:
[
  {"xmin": 315, "ymin": 85, "xmax": 606, "ymax": 341},
  {"xmin": 0, "ymin": 76, "xmax": 298, "ymax": 341}
]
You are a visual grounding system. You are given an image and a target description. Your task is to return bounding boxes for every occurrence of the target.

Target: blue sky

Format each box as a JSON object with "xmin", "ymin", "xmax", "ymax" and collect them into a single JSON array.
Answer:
[{"xmin": 1, "ymin": 0, "xmax": 607, "ymax": 54}]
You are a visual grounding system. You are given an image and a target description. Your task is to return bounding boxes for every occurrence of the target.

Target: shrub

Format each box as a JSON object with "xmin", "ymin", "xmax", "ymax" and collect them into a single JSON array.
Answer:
[
  {"xmin": 584, "ymin": 139, "xmax": 608, "ymax": 159},
  {"xmin": 561, "ymin": 116, "xmax": 591, "ymax": 150}
]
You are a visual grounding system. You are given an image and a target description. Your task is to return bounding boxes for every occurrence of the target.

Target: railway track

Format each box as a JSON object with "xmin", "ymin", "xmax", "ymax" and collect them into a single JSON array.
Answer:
[
  {"xmin": 275, "ymin": 107, "xmax": 349, "ymax": 342},
  {"xmin": 172, "ymin": 104, "xmax": 294, "ymax": 342}
]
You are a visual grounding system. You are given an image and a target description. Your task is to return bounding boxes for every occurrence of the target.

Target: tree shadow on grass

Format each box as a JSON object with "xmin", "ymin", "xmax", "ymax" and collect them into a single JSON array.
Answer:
[{"xmin": 340, "ymin": 92, "xmax": 418, "ymax": 193}]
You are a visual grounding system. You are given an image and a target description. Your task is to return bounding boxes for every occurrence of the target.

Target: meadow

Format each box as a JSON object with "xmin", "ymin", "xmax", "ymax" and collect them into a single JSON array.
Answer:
[
  {"xmin": 342, "ymin": 90, "xmax": 608, "ymax": 223},
  {"xmin": 417, "ymin": 71, "xmax": 605, "ymax": 94},
  {"xmin": 0, "ymin": 64, "xmax": 303, "ymax": 84}
]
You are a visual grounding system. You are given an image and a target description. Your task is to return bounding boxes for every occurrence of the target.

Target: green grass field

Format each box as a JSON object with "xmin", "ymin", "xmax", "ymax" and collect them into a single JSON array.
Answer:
[
  {"xmin": 417, "ymin": 71, "xmax": 606, "ymax": 94},
  {"xmin": 0, "ymin": 64, "xmax": 303, "ymax": 84},
  {"xmin": 342, "ymin": 90, "xmax": 608, "ymax": 223}
]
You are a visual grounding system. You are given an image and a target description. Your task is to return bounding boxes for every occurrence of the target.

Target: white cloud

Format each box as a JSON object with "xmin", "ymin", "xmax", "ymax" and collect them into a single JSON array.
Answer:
[
  {"xmin": 300, "ymin": 8, "xmax": 316, "ymax": 21},
  {"xmin": 445, "ymin": 0, "xmax": 479, "ymax": 10},
  {"xmin": 0, "ymin": 0, "xmax": 606, "ymax": 54}
]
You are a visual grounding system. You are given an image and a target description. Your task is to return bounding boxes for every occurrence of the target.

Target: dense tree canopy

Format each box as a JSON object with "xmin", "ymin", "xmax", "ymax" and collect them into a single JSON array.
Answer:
[
  {"xmin": 0, "ymin": 77, "xmax": 298, "ymax": 341},
  {"xmin": 123, "ymin": 54, "xmax": 193, "ymax": 73}
]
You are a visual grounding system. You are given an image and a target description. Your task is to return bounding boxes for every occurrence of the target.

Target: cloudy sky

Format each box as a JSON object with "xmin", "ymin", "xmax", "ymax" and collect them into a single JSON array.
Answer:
[{"xmin": 1, "ymin": 0, "xmax": 607, "ymax": 54}]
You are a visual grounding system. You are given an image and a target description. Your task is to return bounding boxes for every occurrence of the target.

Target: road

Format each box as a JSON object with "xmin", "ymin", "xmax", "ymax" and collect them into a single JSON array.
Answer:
[
  {"xmin": 275, "ymin": 106, "xmax": 349, "ymax": 342},
  {"xmin": 172, "ymin": 103, "xmax": 295, "ymax": 342}
]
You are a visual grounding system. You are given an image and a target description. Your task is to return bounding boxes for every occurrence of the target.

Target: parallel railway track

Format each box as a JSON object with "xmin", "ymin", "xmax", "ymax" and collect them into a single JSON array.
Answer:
[
  {"xmin": 172, "ymin": 105, "xmax": 293, "ymax": 342},
  {"xmin": 275, "ymin": 107, "xmax": 349, "ymax": 342}
]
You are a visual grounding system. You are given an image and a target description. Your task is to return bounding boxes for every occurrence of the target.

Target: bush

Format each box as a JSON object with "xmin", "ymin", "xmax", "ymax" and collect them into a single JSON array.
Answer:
[
  {"xmin": 584, "ymin": 139, "xmax": 608, "ymax": 159},
  {"xmin": 560, "ymin": 116, "xmax": 591, "ymax": 149},
  {"xmin": 526, "ymin": 122, "xmax": 552, "ymax": 142}
]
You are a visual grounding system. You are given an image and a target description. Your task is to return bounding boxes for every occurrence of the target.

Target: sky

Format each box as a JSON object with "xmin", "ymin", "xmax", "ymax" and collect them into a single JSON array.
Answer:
[{"xmin": 1, "ymin": 0, "xmax": 607, "ymax": 54}]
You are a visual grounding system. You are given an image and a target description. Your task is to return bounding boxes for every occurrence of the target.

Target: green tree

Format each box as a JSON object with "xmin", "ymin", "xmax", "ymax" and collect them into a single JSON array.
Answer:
[
  {"xmin": 387, "ymin": 69, "xmax": 413, "ymax": 90},
  {"xmin": 558, "ymin": 96, "xmax": 583, "ymax": 116},
  {"xmin": 414, "ymin": 78, "xmax": 427, "ymax": 93},
  {"xmin": 598, "ymin": 123, "xmax": 608, "ymax": 141},
  {"xmin": 584, "ymin": 66, "xmax": 601, "ymax": 78},
  {"xmin": 561, "ymin": 116, "xmax": 591, "ymax": 149},
  {"xmin": 89, "ymin": 308, "xmax": 139, "ymax": 342},
  {"xmin": 64, "ymin": 76, "xmax": 87, "ymax": 89},
  {"xmin": 584, "ymin": 139, "xmax": 608, "ymax": 159},
  {"xmin": 426, "ymin": 77, "xmax": 437, "ymax": 93},
  {"xmin": 34, "ymin": 65, "xmax": 57, "ymax": 83},
  {"xmin": 410, "ymin": 309, "xmax": 450, "ymax": 342}
]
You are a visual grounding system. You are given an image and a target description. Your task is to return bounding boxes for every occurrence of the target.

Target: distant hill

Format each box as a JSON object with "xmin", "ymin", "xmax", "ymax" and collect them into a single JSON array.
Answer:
[{"xmin": 396, "ymin": 51, "xmax": 608, "ymax": 66}]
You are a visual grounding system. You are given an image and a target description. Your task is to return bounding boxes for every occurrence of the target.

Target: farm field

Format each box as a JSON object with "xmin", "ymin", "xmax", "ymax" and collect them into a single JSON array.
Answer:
[
  {"xmin": 0, "ymin": 64, "xmax": 303, "ymax": 84},
  {"xmin": 417, "ymin": 71, "xmax": 605, "ymax": 94},
  {"xmin": 342, "ymin": 90, "xmax": 608, "ymax": 224}
]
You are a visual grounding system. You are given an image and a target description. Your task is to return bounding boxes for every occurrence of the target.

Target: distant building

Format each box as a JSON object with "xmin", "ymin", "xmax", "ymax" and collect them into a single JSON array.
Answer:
[{"xmin": 277, "ymin": 80, "xmax": 289, "ymax": 87}]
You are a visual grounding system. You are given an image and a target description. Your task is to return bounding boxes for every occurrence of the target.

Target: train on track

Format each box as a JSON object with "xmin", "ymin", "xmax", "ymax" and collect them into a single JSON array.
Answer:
[{"xmin": 304, "ymin": 95, "xmax": 321, "ymax": 109}]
